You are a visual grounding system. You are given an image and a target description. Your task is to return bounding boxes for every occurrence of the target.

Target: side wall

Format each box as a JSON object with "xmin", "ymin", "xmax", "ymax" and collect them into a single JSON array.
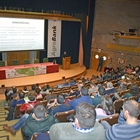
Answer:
[{"xmin": 91, "ymin": 0, "xmax": 140, "ymax": 69}]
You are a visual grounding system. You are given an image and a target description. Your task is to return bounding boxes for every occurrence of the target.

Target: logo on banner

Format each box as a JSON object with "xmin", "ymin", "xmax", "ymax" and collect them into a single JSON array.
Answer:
[
  {"xmin": 52, "ymin": 25, "xmax": 57, "ymax": 56},
  {"xmin": 48, "ymin": 20, "xmax": 61, "ymax": 58}
]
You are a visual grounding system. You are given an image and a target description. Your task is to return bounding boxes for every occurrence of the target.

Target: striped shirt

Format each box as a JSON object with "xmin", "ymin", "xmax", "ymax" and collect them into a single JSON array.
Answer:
[{"xmin": 106, "ymin": 120, "xmax": 140, "ymax": 140}]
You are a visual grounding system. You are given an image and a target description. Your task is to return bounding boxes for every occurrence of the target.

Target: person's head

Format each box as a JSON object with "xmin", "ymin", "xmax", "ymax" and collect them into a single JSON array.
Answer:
[
  {"xmin": 57, "ymin": 94, "xmax": 65, "ymax": 104},
  {"xmin": 75, "ymin": 102, "xmax": 96, "ymax": 129},
  {"xmin": 35, "ymin": 87, "xmax": 41, "ymax": 94},
  {"xmin": 64, "ymin": 51, "xmax": 66, "ymax": 55},
  {"xmin": 98, "ymin": 85, "xmax": 106, "ymax": 96},
  {"xmin": 23, "ymin": 86, "xmax": 27, "ymax": 91},
  {"xmin": 130, "ymin": 84, "xmax": 139, "ymax": 96},
  {"xmin": 122, "ymin": 99, "xmax": 140, "ymax": 119},
  {"xmin": 106, "ymin": 82, "xmax": 113, "ymax": 89},
  {"xmin": 28, "ymin": 91, "xmax": 37, "ymax": 101},
  {"xmin": 101, "ymin": 94, "xmax": 114, "ymax": 115},
  {"xmin": 80, "ymin": 86, "xmax": 89, "ymax": 96},
  {"xmin": 18, "ymin": 92, "xmax": 24, "ymax": 99},
  {"xmin": 33, "ymin": 104, "xmax": 46, "ymax": 119},
  {"xmin": 31, "ymin": 85, "xmax": 36, "ymax": 90}
]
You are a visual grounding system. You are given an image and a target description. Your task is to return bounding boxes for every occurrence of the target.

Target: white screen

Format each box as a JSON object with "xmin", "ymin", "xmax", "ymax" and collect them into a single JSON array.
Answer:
[{"xmin": 0, "ymin": 17, "xmax": 44, "ymax": 52}]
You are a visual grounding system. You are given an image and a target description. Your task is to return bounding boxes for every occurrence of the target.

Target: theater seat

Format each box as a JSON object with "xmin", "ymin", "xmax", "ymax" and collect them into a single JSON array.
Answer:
[
  {"xmin": 12, "ymin": 59, "xmax": 19, "ymax": 65},
  {"xmin": 99, "ymin": 113, "xmax": 119, "ymax": 126},
  {"xmin": 54, "ymin": 110, "xmax": 75, "ymax": 122},
  {"xmin": 24, "ymin": 59, "xmax": 30, "ymax": 64},
  {"xmin": 34, "ymin": 59, "xmax": 39, "ymax": 64},
  {"xmin": 43, "ymin": 58, "xmax": 49, "ymax": 63},
  {"xmin": 0, "ymin": 61, "xmax": 5, "ymax": 67}
]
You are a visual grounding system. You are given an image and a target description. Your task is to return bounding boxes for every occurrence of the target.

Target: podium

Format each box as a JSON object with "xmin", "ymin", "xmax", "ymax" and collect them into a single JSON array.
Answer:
[{"xmin": 62, "ymin": 57, "xmax": 71, "ymax": 70}]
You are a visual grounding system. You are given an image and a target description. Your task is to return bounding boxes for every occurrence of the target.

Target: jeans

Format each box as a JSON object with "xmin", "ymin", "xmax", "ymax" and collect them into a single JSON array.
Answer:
[{"xmin": 12, "ymin": 113, "xmax": 29, "ymax": 131}]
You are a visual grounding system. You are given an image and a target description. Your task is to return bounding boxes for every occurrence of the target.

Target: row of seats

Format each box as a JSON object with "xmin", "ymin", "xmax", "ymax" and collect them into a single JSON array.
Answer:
[{"xmin": 0, "ymin": 58, "xmax": 49, "ymax": 66}]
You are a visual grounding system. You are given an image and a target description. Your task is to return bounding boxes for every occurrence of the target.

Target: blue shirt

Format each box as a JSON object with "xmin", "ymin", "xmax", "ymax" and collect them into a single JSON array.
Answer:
[
  {"xmin": 52, "ymin": 104, "xmax": 72, "ymax": 115},
  {"xmin": 68, "ymin": 96, "xmax": 93, "ymax": 110},
  {"xmin": 12, "ymin": 99, "xmax": 25, "ymax": 108}
]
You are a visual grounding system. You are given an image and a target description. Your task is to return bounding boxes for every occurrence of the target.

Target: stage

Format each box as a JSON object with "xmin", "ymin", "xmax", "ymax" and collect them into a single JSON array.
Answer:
[{"xmin": 0, "ymin": 63, "xmax": 86, "ymax": 90}]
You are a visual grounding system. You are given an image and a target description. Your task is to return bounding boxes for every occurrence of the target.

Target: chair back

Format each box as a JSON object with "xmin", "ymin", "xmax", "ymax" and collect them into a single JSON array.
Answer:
[
  {"xmin": 43, "ymin": 58, "xmax": 49, "ymax": 63},
  {"xmin": 0, "ymin": 61, "xmax": 5, "ymax": 67},
  {"xmin": 99, "ymin": 113, "xmax": 119, "ymax": 126},
  {"xmin": 65, "ymin": 95, "xmax": 76, "ymax": 100},
  {"xmin": 34, "ymin": 59, "xmax": 39, "ymax": 64},
  {"xmin": 54, "ymin": 110, "xmax": 75, "ymax": 122},
  {"xmin": 113, "ymin": 99, "xmax": 123, "ymax": 113},
  {"xmin": 24, "ymin": 59, "xmax": 30, "ymax": 64},
  {"xmin": 12, "ymin": 59, "xmax": 19, "ymax": 65}
]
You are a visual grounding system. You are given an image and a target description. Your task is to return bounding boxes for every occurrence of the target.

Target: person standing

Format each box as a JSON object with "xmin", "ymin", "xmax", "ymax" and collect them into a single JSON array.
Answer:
[{"xmin": 97, "ymin": 56, "xmax": 104, "ymax": 71}]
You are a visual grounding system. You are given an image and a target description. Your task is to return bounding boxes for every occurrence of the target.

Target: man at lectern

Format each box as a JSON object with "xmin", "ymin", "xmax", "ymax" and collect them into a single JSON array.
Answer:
[{"xmin": 63, "ymin": 51, "xmax": 68, "ymax": 58}]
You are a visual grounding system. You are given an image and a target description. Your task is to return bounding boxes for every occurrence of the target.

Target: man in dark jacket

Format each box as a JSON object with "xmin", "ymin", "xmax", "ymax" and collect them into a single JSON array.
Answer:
[{"xmin": 21, "ymin": 104, "xmax": 58, "ymax": 140}]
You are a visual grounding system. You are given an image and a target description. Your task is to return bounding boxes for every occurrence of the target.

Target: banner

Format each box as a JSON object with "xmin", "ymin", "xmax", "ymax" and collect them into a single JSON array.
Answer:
[
  {"xmin": 5, "ymin": 66, "xmax": 46, "ymax": 78},
  {"xmin": 47, "ymin": 20, "xmax": 61, "ymax": 58}
]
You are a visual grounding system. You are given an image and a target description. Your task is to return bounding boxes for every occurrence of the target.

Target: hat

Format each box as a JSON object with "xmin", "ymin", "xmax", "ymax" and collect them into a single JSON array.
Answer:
[{"xmin": 33, "ymin": 105, "xmax": 46, "ymax": 119}]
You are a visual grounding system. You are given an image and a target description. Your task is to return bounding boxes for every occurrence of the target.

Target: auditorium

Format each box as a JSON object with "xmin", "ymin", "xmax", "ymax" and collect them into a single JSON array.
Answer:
[{"xmin": 0, "ymin": 0, "xmax": 140, "ymax": 140}]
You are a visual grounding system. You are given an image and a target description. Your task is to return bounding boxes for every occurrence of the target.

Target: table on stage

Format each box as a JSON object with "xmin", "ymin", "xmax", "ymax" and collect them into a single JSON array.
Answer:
[{"xmin": 0, "ymin": 62, "xmax": 59, "ymax": 80}]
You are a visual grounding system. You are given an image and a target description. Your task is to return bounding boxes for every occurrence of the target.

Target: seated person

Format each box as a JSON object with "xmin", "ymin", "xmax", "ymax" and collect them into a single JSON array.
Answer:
[
  {"xmin": 96, "ymin": 94, "xmax": 115, "ymax": 120},
  {"xmin": 92, "ymin": 85, "xmax": 106, "ymax": 107},
  {"xmin": 122, "ymin": 84, "xmax": 139, "ymax": 99},
  {"xmin": 70, "ymin": 78, "xmax": 76, "ymax": 86},
  {"xmin": 22, "ymin": 86, "xmax": 29, "ymax": 94},
  {"xmin": 68, "ymin": 86, "xmax": 93, "ymax": 110},
  {"xmin": 47, "ymin": 94, "xmax": 72, "ymax": 115},
  {"xmin": 101, "ymin": 99, "xmax": 140, "ymax": 140},
  {"xmin": 105, "ymin": 82, "xmax": 121, "ymax": 100},
  {"xmin": 88, "ymin": 82, "xmax": 98, "ymax": 95},
  {"xmin": 35, "ymin": 87, "xmax": 43, "ymax": 99},
  {"xmin": 63, "ymin": 80, "xmax": 70, "ymax": 87},
  {"xmin": 3, "ymin": 104, "xmax": 58, "ymax": 139},
  {"xmin": 20, "ymin": 91, "xmax": 39, "ymax": 113},
  {"xmin": 6, "ymin": 91, "xmax": 25, "ymax": 121},
  {"xmin": 49, "ymin": 102, "xmax": 105, "ymax": 140}
]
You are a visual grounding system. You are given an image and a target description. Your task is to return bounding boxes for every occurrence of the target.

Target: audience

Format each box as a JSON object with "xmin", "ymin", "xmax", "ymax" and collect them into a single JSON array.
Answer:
[
  {"xmin": 101, "ymin": 99, "xmax": 140, "ymax": 140},
  {"xmin": 3, "ymin": 104, "xmax": 58, "ymax": 138},
  {"xmin": 49, "ymin": 102, "xmax": 105, "ymax": 140},
  {"xmin": 122, "ymin": 84, "xmax": 139, "ymax": 99},
  {"xmin": 96, "ymin": 94, "xmax": 115, "ymax": 120},
  {"xmin": 68, "ymin": 86, "xmax": 93, "ymax": 110},
  {"xmin": 48, "ymin": 94, "xmax": 72, "ymax": 115}
]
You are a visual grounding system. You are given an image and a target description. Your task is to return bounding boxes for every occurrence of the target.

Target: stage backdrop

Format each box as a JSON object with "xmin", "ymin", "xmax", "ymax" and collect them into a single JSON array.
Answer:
[{"xmin": 40, "ymin": 20, "xmax": 80, "ymax": 64}]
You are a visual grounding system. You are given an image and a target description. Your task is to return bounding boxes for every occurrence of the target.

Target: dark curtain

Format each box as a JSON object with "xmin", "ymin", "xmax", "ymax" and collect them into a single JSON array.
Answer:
[
  {"xmin": 0, "ymin": 53, "xmax": 2, "ymax": 60},
  {"xmin": 0, "ymin": 0, "xmax": 88, "ymax": 15},
  {"xmin": 39, "ymin": 20, "xmax": 48, "ymax": 63},
  {"xmin": 40, "ymin": 20, "xmax": 81, "ymax": 64}
]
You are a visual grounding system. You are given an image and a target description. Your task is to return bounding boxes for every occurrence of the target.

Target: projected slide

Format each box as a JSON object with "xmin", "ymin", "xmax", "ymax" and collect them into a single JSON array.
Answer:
[{"xmin": 0, "ymin": 17, "xmax": 44, "ymax": 52}]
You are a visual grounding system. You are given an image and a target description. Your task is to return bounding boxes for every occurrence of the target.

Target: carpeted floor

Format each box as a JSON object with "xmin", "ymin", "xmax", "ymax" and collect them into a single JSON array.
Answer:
[{"xmin": 0, "ymin": 100, "xmax": 23, "ymax": 140}]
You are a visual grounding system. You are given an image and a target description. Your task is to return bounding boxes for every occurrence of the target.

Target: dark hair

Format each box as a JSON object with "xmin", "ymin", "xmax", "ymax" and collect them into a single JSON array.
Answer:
[
  {"xmin": 57, "ymin": 95, "xmax": 65, "ymax": 104},
  {"xmin": 23, "ymin": 86, "xmax": 27, "ymax": 91},
  {"xmin": 76, "ymin": 102, "xmax": 96, "ymax": 129},
  {"xmin": 98, "ymin": 85, "xmax": 106, "ymax": 96},
  {"xmin": 81, "ymin": 86, "xmax": 89, "ymax": 96},
  {"xmin": 31, "ymin": 85, "xmax": 36, "ymax": 90},
  {"xmin": 101, "ymin": 94, "xmax": 114, "ymax": 115},
  {"xmin": 130, "ymin": 84, "xmax": 139, "ymax": 96},
  {"xmin": 28, "ymin": 91, "xmax": 36, "ymax": 101},
  {"xmin": 123, "ymin": 99, "xmax": 140, "ymax": 118},
  {"xmin": 19, "ymin": 92, "xmax": 24, "ymax": 99},
  {"xmin": 35, "ymin": 87, "xmax": 41, "ymax": 94},
  {"xmin": 33, "ymin": 104, "xmax": 46, "ymax": 119}
]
